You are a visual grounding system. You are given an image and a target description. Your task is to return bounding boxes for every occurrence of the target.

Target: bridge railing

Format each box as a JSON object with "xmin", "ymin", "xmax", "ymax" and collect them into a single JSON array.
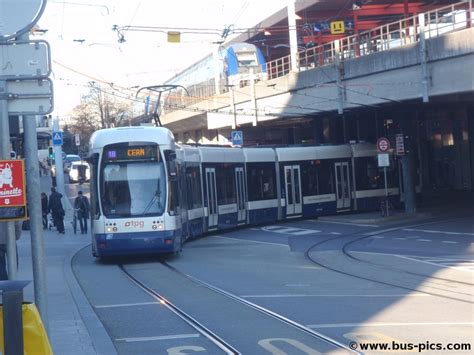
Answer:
[{"xmin": 266, "ymin": 0, "xmax": 473, "ymax": 80}]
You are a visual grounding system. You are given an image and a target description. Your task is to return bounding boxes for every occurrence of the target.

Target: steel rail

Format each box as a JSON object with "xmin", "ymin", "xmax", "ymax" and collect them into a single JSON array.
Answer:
[{"xmin": 118, "ymin": 265, "xmax": 241, "ymax": 355}]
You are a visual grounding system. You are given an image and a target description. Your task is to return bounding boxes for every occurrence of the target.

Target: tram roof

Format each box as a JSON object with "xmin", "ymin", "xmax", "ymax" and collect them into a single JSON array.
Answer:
[
  {"xmin": 199, "ymin": 146, "xmax": 245, "ymax": 163},
  {"xmin": 243, "ymin": 147, "xmax": 277, "ymax": 162},
  {"xmin": 276, "ymin": 145, "xmax": 352, "ymax": 161},
  {"xmin": 89, "ymin": 126, "xmax": 175, "ymax": 150}
]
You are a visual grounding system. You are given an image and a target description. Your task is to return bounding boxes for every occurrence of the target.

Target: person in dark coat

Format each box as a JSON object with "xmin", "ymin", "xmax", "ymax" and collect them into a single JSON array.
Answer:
[
  {"xmin": 41, "ymin": 192, "xmax": 49, "ymax": 230},
  {"xmin": 49, "ymin": 187, "xmax": 65, "ymax": 234},
  {"xmin": 74, "ymin": 190, "xmax": 90, "ymax": 234}
]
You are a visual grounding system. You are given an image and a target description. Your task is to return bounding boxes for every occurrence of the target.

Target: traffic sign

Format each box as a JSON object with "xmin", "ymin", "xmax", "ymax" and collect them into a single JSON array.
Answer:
[
  {"xmin": 52, "ymin": 131, "xmax": 63, "ymax": 146},
  {"xmin": 395, "ymin": 133, "xmax": 405, "ymax": 155},
  {"xmin": 377, "ymin": 153, "xmax": 390, "ymax": 167},
  {"xmin": 0, "ymin": 0, "xmax": 46, "ymax": 40},
  {"xmin": 376, "ymin": 137, "xmax": 390, "ymax": 152},
  {"xmin": 75, "ymin": 134, "xmax": 81, "ymax": 146},
  {"xmin": 0, "ymin": 40, "xmax": 51, "ymax": 79},
  {"xmin": 6, "ymin": 78, "xmax": 54, "ymax": 114},
  {"xmin": 231, "ymin": 130, "xmax": 243, "ymax": 146}
]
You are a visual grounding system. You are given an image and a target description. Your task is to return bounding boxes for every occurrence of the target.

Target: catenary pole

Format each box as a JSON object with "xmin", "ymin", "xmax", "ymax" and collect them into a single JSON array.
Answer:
[{"xmin": 23, "ymin": 114, "xmax": 49, "ymax": 331}]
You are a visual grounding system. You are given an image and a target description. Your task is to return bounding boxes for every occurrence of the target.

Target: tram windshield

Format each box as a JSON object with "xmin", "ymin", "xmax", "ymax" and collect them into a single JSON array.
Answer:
[{"xmin": 101, "ymin": 162, "xmax": 166, "ymax": 218}]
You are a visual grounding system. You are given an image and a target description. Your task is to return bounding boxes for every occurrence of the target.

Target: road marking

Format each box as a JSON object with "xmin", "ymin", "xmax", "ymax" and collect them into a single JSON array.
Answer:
[
  {"xmin": 416, "ymin": 239, "xmax": 431, "ymax": 242},
  {"xmin": 403, "ymin": 228, "xmax": 474, "ymax": 236},
  {"xmin": 442, "ymin": 241, "xmax": 458, "ymax": 244},
  {"xmin": 212, "ymin": 236, "xmax": 287, "ymax": 247},
  {"xmin": 372, "ymin": 236, "xmax": 384, "ymax": 239},
  {"xmin": 393, "ymin": 237, "xmax": 407, "ymax": 240},
  {"xmin": 116, "ymin": 334, "xmax": 200, "ymax": 342},
  {"xmin": 262, "ymin": 226, "xmax": 321, "ymax": 235},
  {"xmin": 396, "ymin": 255, "xmax": 474, "ymax": 272},
  {"xmin": 308, "ymin": 321, "xmax": 474, "ymax": 328},
  {"xmin": 330, "ymin": 232, "xmax": 342, "ymax": 235},
  {"xmin": 312, "ymin": 219, "xmax": 379, "ymax": 227},
  {"xmin": 285, "ymin": 284, "xmax": 311, "ymax": 287},
  {"xmin": 95, "ymin": 302, "xmax": 158, "ymax": 309},
  {"xmin": 242, "ymin": 294, "xmax": 429, "ymax": 298}
]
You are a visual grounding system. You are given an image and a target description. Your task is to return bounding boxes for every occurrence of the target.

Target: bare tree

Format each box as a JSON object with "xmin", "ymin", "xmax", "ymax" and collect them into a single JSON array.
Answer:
[{"xmin": 68, "ymin": 83, "xmax": 134, "ymax": 147}]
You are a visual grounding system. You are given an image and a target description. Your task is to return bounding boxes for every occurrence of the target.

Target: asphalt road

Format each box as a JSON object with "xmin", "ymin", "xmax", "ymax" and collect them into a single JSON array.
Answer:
[{"xmin": 71, "ymin": 213, "xmax": 473, "ymax": 354}]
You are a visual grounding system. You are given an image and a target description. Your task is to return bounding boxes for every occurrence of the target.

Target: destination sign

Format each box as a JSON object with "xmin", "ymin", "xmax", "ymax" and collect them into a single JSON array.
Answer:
[{"xmin": 104, "ymin": 144, "xmax": 159, "ymax": 162}]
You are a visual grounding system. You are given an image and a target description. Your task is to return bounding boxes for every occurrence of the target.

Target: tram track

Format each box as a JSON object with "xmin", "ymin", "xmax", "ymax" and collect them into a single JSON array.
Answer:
[
  {"xmin": 119, "ymin": 262, "xmax": 360, "ymax": 354},
  {"xmin": 119, "ymin": 264, "xmax": 240, "ymax": 355},
  {"xmin": 306, "ymin": 216, "xmax": 474, "ymax": 304}
]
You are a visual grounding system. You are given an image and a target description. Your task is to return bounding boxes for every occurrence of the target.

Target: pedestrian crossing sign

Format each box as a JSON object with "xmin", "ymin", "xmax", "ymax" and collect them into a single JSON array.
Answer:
[
  {"xmin": 52, "ymin": 131, "xmax": 63, "ymax": 146},
  {"xmin": 231, "ymin": 131, "xmax": 243, "ymax": 146}
]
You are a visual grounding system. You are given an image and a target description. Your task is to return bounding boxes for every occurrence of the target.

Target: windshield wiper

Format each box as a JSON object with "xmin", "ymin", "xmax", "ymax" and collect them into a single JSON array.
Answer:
[{"xmin": 142, "ymin": 190, "xmax": 161, "ymax": 215}]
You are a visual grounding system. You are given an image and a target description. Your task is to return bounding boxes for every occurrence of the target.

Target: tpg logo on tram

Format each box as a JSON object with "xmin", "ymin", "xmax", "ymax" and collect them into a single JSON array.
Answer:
[{"xmin": 124, "ymin": 221, "xmax": 145, "ymax": 228}]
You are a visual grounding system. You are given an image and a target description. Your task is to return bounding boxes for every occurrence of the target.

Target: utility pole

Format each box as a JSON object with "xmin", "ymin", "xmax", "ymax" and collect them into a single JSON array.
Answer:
[
  {"xmin": 52, "ymin": 118, "xmax": 65, "ymax": 197},
  {"xmin": 0, "ymin": 81, "xmax": 18, "ymax": 280},
  {"xmin": 23, "ymin": 114, "xmax": 49, "ymax": 331}
]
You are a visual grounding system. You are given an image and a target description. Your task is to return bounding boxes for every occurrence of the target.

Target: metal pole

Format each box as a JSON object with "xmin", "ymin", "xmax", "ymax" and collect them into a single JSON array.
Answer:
[
  {"xmin": 384, "ymin": 166, "xmax": 388, "ymax": 216},
  {"xmin": 23, "ymin": 114, "xmax": 49, "ymax": 331},
  {"xmin": 287, "ymin": 0, "xmax": 299, "ymax": 72},
  {"xmin": 419, "ymin": 13, "xmax": 429, "ymax": 103},
  {"xmin": 52, "ymin": 118, "xmax": 65, "ymax": 196},
  {"xmin": 0, "ymin": 80, "xmax": 18, "ymax": 280},
  {"xmin": 250, "ymin": 68, "xmax": 257, "ymax": 127}
]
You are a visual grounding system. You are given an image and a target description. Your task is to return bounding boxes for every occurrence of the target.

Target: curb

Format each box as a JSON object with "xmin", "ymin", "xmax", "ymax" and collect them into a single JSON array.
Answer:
[{"xmin": 63, "ymin": 244, "xmax": 117, "ymax": 355}]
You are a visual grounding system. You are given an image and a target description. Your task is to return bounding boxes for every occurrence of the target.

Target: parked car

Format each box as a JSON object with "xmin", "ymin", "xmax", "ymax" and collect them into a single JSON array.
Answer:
[
  {"xmin": 63, "ymin": 154, "xmax": 81, "ymax": 173},
  {"xmin": 68, "ymin": 161, "xmax": 90, "ymax": 183}
]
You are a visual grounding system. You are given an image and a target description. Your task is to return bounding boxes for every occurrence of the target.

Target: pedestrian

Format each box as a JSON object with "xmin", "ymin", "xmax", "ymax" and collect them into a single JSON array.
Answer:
[
  {"xmin": 49, "ymin": 187, "xmax": 65, "ymax": 234},
  {"xmin": 0, "ymin": 228, "xmax": 7, "ymax": 280},
  {"xmin": 41, "ymin": 192, "xmax": 49, "ymax": 230},
  {"xmin": 74, "ymin": 190, "xmax": 90, "ymax": 234},
  {"xmin": 0, "ymin": 222, "xmax": 22, "ymax": 280}
]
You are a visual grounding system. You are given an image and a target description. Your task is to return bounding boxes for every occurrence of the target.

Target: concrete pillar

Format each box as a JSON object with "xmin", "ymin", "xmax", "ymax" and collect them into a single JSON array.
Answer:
[
  {"xmin": 400, "ymin": 111, "xmax": 417, "ymax": 213},
  {"xmin": 468, "ymin": 107, "xmax": 474, "ymax": 191}
]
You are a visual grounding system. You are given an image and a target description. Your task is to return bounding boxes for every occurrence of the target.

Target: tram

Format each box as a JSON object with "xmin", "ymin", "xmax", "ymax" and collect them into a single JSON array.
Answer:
[{"xmin": 88, "ymin": 126, "xmax": 401, "ymax": 257}]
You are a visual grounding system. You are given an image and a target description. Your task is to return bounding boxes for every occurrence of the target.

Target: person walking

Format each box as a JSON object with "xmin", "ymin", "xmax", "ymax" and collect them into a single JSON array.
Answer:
[
  {"xmin": 41, "ymin": 192, "xmax": 49, "ymax": 230},
  {"xmin": 74, "ymin": 190, "xmax": 90, "ymax": 234},
  {"xmin": 0, "ymin": 222, "xmax": 22, "ymax": 280},
  {"xmin": 49, "ymin": 187, "xmax": 65, "ymax": 234},
  {"xmin": 0, "ymin": 230, "xmax": 7, "ymax": 280}
]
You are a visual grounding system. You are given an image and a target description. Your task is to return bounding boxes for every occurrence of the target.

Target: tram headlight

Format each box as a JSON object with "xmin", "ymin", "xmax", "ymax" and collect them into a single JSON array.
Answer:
[
  {"xmin": 157, "ymin": 223, "xmax": 164, "ymax": 230},
  {"xmin": 106, "ymin": 226, "xmax": 113, "ymax": 232}
]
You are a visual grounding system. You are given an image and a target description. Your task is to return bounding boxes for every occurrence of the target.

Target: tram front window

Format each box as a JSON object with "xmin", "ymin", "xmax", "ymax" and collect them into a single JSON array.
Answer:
[{"xmin": 101, "ymin": 162, "xmax": 166, "ymax": 218}]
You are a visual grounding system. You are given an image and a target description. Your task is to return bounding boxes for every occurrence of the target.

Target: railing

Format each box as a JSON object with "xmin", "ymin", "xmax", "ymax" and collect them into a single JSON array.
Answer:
[{"xmin": 266, "ymin": 0, "xmax": 473, "ymax": 80}]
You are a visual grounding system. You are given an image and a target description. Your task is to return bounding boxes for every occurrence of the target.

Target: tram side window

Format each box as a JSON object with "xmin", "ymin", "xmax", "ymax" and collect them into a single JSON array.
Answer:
[
  {"xmin": 90, "ymin": 155, "xmax": 100, "ymax": 219},
  {"xmin": 302, "ymin": 160, "xmax": 335, "ymax": 195},
  {"xmin": 216, "ymin": 165, "xmax": 236, "ymax": 205},
  {"xmin": 186, "ymin": 166, "xmax": 202, "ymax": 209},
  {"xmin": 355, "ymin": 157, "xmax": 397, "ymax": 190},
  {"xmin": 302, "ymin": 162, "xmax": 319, "ymax": 195},
  {"xmin": 247, "ymin": 163, "xmax": 276, "ymax": 201}
]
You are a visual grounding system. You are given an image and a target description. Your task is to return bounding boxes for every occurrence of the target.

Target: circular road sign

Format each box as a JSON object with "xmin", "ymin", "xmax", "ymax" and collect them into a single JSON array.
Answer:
[
  {"xmin": 376, "ymin": 137, "xmax": 390, "ymax": 152},
  {"xmin": 0, "ymin": 0, "xmax": 46, "ymax": 41}
]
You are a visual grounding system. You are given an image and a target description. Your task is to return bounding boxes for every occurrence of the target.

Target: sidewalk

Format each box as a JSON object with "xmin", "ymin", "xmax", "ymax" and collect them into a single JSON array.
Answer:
[{"xmin": 14, "ymin": 176, "xmax": 116, "ymax": 354}]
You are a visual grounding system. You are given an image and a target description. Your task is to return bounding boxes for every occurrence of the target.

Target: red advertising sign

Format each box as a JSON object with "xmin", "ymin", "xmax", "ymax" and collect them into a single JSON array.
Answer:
[{"xmin": 0, "ymin": 159, "xmax": 26, "ymax": 207}]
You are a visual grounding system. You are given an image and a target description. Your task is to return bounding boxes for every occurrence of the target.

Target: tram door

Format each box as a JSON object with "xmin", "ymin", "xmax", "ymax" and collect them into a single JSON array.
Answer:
[
  {"xmin": 205, "ymin": 168, "xmax": 218, "ymax": 228},
  {"xmin": 284, "ymin": 165, "xmax": 302, "ymax": 215},
  {"xmin": 235, "ymin": 167, "xmax": 246, "ymax": 223},
  {"xmin": 335, "ymin": 162, "xmax": 351, "ymax": 209}
]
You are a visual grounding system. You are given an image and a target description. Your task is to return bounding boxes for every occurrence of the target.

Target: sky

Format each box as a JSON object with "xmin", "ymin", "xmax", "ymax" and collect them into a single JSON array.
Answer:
[{"xmin": 32, "ymin": 0, "xmax": 293, "ymax": 118}]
